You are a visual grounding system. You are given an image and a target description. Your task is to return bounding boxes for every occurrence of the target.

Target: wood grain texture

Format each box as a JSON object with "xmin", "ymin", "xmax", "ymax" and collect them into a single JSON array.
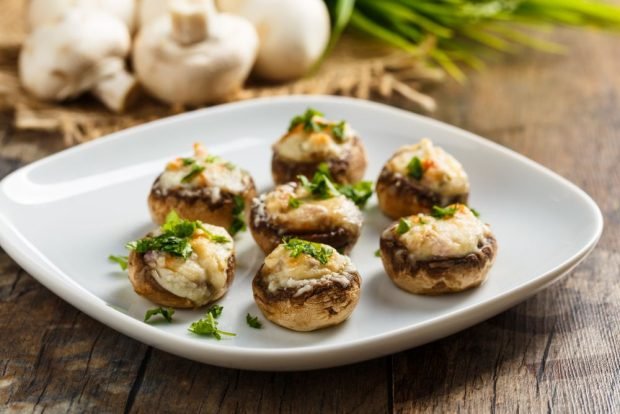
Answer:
[
  {"xmin": 392, "ymin": 29, "xmax": 620, "ymax": 413},
  {"xmin": 1, "ymin": 30, "xmax": 619, "ymax": 414}
]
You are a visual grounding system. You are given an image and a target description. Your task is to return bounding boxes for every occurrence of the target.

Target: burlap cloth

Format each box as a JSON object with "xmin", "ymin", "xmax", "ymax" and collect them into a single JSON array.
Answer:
[{"xmin": 0, "ymin": 0, "xmax": 442, "ymax": 146}]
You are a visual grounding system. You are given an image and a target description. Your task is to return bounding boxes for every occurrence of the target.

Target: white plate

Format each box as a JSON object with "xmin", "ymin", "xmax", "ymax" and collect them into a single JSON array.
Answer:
[{"xmin": 0, "ymin": 96, "xmax": 603, "ymax": 371}]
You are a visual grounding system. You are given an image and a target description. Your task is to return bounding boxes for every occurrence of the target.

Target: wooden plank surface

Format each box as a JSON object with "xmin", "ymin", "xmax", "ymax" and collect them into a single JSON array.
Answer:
[{"xmin": 1, "ymin": 30, "xmax": 619, "ymax": 413}]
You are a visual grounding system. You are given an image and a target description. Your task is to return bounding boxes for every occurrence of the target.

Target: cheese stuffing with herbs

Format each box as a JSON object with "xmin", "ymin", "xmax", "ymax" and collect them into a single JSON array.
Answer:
[{"xmin": 391, "ymin": 205, "xmax": 490, "ymax": 261}]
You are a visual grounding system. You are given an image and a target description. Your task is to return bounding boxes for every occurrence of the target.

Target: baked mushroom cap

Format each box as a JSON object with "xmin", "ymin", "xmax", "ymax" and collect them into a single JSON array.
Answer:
[
  {"xmin": 250, "ymin": 177, "xmax": 365, "ymax": 255},
  {"xmin": 252, "ymin": 240, "xmax": 361, "ymax": 331},
  {"xmin": 379, "ymin": 204, "xmax": 496, "ymax": 295},
  {"xmin": 376, "ymin": 138, "xmax": 469, "ymax": 219},
  {"xmin": 271, "ymin": 109, "xmax": 367, "ymax": 185},
  {"xmin": 127, "ymin": 214, "xmax": 235, "ymax": 308},
  {"xmin": 148, "ymin": 143, "xmax": 256, "ymax": 234}
]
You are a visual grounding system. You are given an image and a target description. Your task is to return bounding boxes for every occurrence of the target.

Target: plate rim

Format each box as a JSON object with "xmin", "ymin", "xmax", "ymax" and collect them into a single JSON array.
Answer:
[{"xmin": 0, "ymin": 95, "xmax": 604, "ymax": 370}]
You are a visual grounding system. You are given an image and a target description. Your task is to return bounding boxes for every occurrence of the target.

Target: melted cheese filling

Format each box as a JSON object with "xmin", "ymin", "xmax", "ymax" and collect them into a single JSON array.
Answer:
[
  {"xmin": 394, "ymin": 205, "xmax": 490, "ymax": 260},
  {"xmin": 262, "ymin": 244, "xmax": 354, "ymax": 296},
  {"xmin": 146, "ymin": 224, "xmax": 233, "ymax": 305},
  {"xmin": 256, "ymin": 183, "xmax": 363, "ymax": 234},
  {"xmin": 156, "ymin": 144, "xmax": 248, "ymax": 201},
  {"xmin": 386, "ymin": 138, "xmax": 469, "ymax": 196},
  {"xmin": 273, "ymin": 119, "xmax": 355, "ymax": 162}
]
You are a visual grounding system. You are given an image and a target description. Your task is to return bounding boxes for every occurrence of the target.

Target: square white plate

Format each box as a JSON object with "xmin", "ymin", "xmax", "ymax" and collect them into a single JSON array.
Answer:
[{"xmin": 0, "ymin": 96, "xmax": 602, "ymax": 371}]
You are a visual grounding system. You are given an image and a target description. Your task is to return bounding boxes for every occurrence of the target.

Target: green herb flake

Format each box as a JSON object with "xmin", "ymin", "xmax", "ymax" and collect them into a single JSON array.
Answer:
[
  {"xmin": 298, "ymin": 165, "xmax": 373, "ymax": 208},
  {"xmin": 126, "ymin": 211, "xmax": 228, "ymax": 259},
  {"xmin": 332, "ymin": 120, "xmax": 347, "ymax": 142},
  {"xmin": 246, "ymin": 313, "xmax": 263, "ymax": 329},
  {"xmin": 181, "ymin": 158, "xmax": 195, "ymax": 166},
  {"xmin": 338, "ymin": 181, "xmax": 374, "ymax": 209},
  {"xmin": 288, "ymin": 108, "xmax": 325, "ymax": 132},
  {"xmin": 470, "ymin": 207, "xmax": 480, "ymax": 217},
  {"xmin": 407, "ymin": 156, "xmax": 424, "ymax": 180},
  {"xmin": 181, "ymin": 165, "xmax": 205, "ymax": 183},
  {"xmin": 206, "ymin": 304, "xmax": 223, "ymax": 318},
  {"xmin": 288, "ymin": 197, "xmax": 301, "ymax": 209},
  {"xmin": 396, "ymin": 218, "xmax": 412, "ymax": 235},
  {"xmin": 283, "ymin": 238, "xmax": 333, "ymax": 265},
  {"xmin": 188, "ymin": 312, "xmax": 235, "ymax": 340},
  {"xmin": 374, "ymin": 249, "xmax": 381, "ymax": 257},
  {"xmin": 225, "ymin": 162, "xmax": 236, "ymax": 170},
  {"xmin": 108, "ymin": 254, "xmax": 128, "ymax": 271},
  {"xmin": 298, "ymin": 166, "xmax": 340, "ymax": 200},
  {"xmin": 229, "ymin": 195, "xmax": 246, "ymax": 236},
  {"xmin": 205, "ymin": 155, "xmax": 220, "ymax": 163},
  {"xmin": 431, "ymin": 205, "xmax": 458, "ymax": 219},
  {"xmin": 144, "ymin": 307, "xmax": 175, "ymax": 323}
]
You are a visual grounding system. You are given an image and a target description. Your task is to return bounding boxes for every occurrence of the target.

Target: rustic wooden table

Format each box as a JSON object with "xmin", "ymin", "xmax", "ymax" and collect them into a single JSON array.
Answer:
[{"xmin": 1, "ymin": 30, "xmax": 619, "ymax": 413}]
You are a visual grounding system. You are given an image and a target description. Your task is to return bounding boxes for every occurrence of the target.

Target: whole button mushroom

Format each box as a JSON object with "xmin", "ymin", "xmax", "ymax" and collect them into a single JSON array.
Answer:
[
  {"xmin": 19, "ymin": 8, "xmax": 140, "ymax": 113},
  {"xmin": 217, "ymin": 0, "xmax": 331, "ymax": 82},
  {"xmin": 133, "ymin": 0, "xmax": 258, "ymax": 106},
  {"xmin": 28, "ymin": 0, "xmax": 137, "ymax": 32}
]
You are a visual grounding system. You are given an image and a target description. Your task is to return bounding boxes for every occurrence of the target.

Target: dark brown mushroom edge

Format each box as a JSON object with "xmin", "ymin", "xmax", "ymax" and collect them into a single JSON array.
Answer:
[
  {"xmin": 253, "ymin": 239, "xmax": 361, "ymax": 332},
  {"xmin": 271, "ymin": 108, "xmax": 367, "ymax": 185},
  {"xmin": 379, "ymin": 204, "xmax": 497, "ymax": 295},
  {"xmin": 127, "ymin": 213, "xmax": 235, "ymax": 308},
  {"xmin": 148, "ymin": 143, "xmax": 256, "ymax": 235},
  {"xmin": 250, "ymin": 180, "xmax": 364, "ymax": 255},
  {"xmin": 376, "ymin": 138, "xmax": 470, "ymax": 220}
]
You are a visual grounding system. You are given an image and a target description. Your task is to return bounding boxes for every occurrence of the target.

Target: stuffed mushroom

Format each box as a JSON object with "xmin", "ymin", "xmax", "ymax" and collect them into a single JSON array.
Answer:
[
  {"xmin": 376, "ymin": 138, "xmax": 469, "ymax": 219},
  {"xmin": 253, "ymin": 238, "xmax": 361, "ymax": 331},
  {"xmin": 250, "ymin": 166, "xmax": 371, "ymax": 254},
  {"xmin": 148, "ymin": 143, "xmax": 256, "ymax": 235},
  {"xmin": 272, "ymin": 108, "xmax": 367, "ymax": 185},
  {"xmin": 127, "ymin": 211, "xmax": 235, "ymax": 308},
  {"xmin": 379, "ymin": 204, "xmax": 497, "ymax": 295}
]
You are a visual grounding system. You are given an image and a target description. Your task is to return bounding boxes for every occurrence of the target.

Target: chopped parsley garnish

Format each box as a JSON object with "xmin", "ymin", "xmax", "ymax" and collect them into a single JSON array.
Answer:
[
  {"xmin": 288, "ymin": 108, "xmax": 326, "ymax": 132},
  {"xmin": 229, "ymin": 195, "xmax": 246, "ymax": 236},
  {"xmin": 470, "ymin": 207, "xmax": 480, "ymax": 217},
  {"xmin": 108, "ymin": 255, "xmax": 128, "ymax": 270},
  {"xmin": 396, "ymin": 218, "xmax": 412, "ymax": 235},
  {"xmin": 246, "ymin": 313, "xmax": 263, "ymax": 329},
  {"xmin": 288, "ymin": 197, "xmax": 301, "ymax": 208},
  {"xmin": 205, "ymin": 155, "xmax": 221, "ymax": 163},
  {"xmin": 332, "ymin": 120, "xmax": 347, "ymax": 142},
  {"xmin": 144, "ymin": 307, "xmax": 175, "ymax": 323},
  {"xmin": 181, "ymin": 158, "xmax": 195, "ymax": 166},
  {"xmin": 431, "ymin": 205, "xmax": 458, "ymax": 219},
  {"xmin": 407, "ymin": 156, "xmax": 424, "ymax": 180},
  {"xmin": 297, "ymin": 164, "xmax": 373, "ymax": 208},
  {"xmin": 224, "ymin": 162, "xmax": 236, "ymax": 171},
  {"xmin": 206, "ymin": 304, "xmax": 223, "ymax": 319},
  {"xmin": 126, "ymin": 233, "xmax": 193, "ymax": 259},
  {"xmin": 337, "ymin": 181, "xmax": 374, "ymax": 208},
  {"xmin": 374, "ymin": 249, "xmax": 382, "ymax": 257},
  {"xmin": 283, "ymin": 238, "xmax": 333, "ymax": 265},
  {"xmin": 126, "ymin": 211, "xmax": 227, "ymax": 259},
  {"xmin": 181, "ymin": 165, "xmax": 205, "ymax": 183},
  {"xmin": 188, "ymin": 312, "xmax": 235, "ymax": 340}
]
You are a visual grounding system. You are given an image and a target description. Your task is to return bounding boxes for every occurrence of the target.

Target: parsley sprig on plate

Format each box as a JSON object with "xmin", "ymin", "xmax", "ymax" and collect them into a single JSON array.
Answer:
[
  {"xmin": 188, "ymin": 305, "xmax": 235, "ymax": 340},
  {"xmin": 144, "ymin": 307, "xmax": 175, "ymax": 323},
  {"xmin": 229, "ymin": 195, "xmax": 246, "ymax": 236},
  {"xmin": 126, "ymin": 211, "xmax": 228, "ymax": 259},
  {"xmin": 297, "ymin": 164, "xmax": 373, "ymax": 209}
]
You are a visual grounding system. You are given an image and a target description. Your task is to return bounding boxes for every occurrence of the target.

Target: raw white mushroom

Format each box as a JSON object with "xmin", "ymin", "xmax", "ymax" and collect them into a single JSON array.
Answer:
[
  {"xmin": 138, "ymin": 0, "xmax": 215, "ymax": 28},
  {"xmin": 19, "ymin": 8, "xmax": 139, "ymax": 112},
  {"xmin": 28, "ymin": 0, "xmax": 137, "ymax": 32},
  {"xmin": 217, "ymin": 0, "xmax": 331, "ymax": 81},
  {"xmin": 133, "ymin": 0, "xmax": 258, "ymax": 106}
]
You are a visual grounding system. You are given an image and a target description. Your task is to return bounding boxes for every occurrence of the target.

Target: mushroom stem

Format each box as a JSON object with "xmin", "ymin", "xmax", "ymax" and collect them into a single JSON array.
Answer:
[
  {"xmin": 170, "ymin": 0, "xmax": 211, "ymax": 45},
  {"xmin": 91, "ymin": 57, "xmax": 140, "ymax": 113}
]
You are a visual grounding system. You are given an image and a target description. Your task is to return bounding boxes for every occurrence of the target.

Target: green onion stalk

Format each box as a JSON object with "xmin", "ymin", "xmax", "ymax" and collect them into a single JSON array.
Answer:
[{"xmin": 323, "ymin": 0, "xmax": 620, "ymax": 81}]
